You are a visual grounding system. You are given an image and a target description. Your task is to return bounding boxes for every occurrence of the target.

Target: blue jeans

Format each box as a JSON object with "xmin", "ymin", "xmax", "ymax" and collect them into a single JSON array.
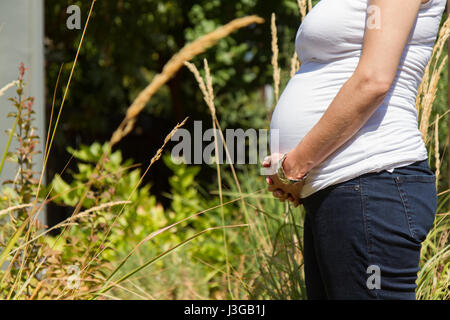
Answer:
[{"xmin": 301, "ymin": 159, "xmax": 437, "ymax": 300}]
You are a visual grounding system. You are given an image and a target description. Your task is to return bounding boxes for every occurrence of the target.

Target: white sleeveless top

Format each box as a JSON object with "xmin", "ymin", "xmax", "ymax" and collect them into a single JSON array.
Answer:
[{"xmin": 270, "ymin": 0, "xmax": 446, "ymax": 199}]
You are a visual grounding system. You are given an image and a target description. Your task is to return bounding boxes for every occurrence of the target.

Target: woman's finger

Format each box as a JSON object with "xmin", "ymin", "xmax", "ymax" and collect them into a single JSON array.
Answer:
[
  {"xmin": 277, "ymin": 191, "xmax": 288, "ymax": 202},
  {"xmin": 272, "ymin": 193, "xmax": 282, "ymax": 199},
  {"xmin": 280, "ymin": 192, "xmax": 289, "ymax": 202},
  {"xmin": 273, "ymin": 189, "xmax": 285, "ymax": 198},
  {"xmin": 262, "ymin": 156, "xmax": 271, "ymax": 168},
  {"xmin": 293, "ymin": 196, "xmax": 303, "ymax": 208},
  {"xmin": 273, "ymin": 190, "xmax": 282, "ymax": 198}
]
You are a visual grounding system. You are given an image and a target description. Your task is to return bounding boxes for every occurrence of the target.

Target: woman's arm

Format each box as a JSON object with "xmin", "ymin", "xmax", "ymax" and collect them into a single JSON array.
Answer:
[{"xmin": 282, "ymin": 0, "xmax": 425, "ymax": 181}]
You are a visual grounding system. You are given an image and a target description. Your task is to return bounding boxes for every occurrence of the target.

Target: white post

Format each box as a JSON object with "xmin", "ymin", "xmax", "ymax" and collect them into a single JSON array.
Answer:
[{"xmin": 0, "ymin": 0, "xmax": 45, "ymax": 223}]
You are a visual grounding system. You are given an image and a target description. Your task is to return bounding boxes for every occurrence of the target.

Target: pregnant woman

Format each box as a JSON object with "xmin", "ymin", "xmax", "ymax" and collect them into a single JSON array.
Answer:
[{"xmin": 263, "ymin": 0, "xmax": 446, "ymax": 299}]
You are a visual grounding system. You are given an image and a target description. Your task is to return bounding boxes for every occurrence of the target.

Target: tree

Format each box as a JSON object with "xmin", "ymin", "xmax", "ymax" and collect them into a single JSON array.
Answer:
[{"xmin": 44, "ymin": 0, "xmax": 311, "ymax": 213}]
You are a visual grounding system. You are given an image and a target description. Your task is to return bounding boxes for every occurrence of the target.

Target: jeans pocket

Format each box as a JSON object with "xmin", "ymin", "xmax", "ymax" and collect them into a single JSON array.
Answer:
[{"xmin": 394, "ymin": 174, "xmax": 437, "ymax": 243}]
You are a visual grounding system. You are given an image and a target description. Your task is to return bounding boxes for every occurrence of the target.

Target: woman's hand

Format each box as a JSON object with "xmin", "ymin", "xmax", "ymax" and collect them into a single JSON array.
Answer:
[{"xmin": 262, "ymin": 153, "xmax": 304, "ymax": 207}]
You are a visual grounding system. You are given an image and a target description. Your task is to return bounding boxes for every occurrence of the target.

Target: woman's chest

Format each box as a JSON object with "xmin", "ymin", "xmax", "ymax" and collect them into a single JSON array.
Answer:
[
  {"xmin": 295, "ymin": 0, "xmax": 441, "ymax": 64},
  {"xmin": 295, "ymin": 0, "xmax": 368, "ymax": 63}
]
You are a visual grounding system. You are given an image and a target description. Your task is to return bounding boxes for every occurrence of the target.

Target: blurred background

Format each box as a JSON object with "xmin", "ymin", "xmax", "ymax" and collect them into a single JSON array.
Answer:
[
  {"xmin": 0, "ymin": 0, "xmax": 302, "ymax": 223},
  {"xmin": 43, "ymin": 0, "xmax": 302, "ymax": 224}
]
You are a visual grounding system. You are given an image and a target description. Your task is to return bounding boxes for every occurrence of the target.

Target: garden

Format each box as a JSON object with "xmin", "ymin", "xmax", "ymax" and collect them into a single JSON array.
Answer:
[{"xmin": 0, "ymin": 0, "xmax": 448, "ymax": 300}]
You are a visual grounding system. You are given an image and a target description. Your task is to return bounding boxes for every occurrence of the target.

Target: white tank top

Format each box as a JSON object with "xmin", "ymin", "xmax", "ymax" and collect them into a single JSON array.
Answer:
[{"xmin": 270, "ymin": 0, "xmax": 446, "ymax": 199}]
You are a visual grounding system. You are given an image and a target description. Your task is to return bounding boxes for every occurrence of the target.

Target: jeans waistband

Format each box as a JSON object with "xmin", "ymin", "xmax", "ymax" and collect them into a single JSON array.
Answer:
[{"xmin": 391, "ymin": 159, "xmax": 433, "ymax": 176}]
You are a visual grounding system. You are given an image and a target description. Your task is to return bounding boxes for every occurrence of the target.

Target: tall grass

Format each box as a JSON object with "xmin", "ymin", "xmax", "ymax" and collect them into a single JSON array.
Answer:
[
  {"xmin": 414, "ymin": 13, "xmax": 450, "ymax": 300},
  {"xmin": 0, "ymin": 10, "xmax": 267, "ymax": 299}
]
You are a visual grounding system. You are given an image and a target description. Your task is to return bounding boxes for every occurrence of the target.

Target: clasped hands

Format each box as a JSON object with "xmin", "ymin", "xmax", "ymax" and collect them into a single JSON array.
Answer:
[{"xmin": 262, "ymin": 153, "xmax": 304, "ymax": 208}]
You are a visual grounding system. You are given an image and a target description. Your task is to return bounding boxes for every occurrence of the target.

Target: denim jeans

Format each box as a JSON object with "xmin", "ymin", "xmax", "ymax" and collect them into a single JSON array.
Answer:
[{"xmin": 301, "ymin": 159, "xmax": 437, "ymax": 300}]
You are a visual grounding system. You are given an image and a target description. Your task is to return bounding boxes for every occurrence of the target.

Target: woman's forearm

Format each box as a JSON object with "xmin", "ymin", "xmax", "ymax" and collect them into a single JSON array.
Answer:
[{"xmin": 283, "ymin": 70, "xmax": 392, "ymax": 180}]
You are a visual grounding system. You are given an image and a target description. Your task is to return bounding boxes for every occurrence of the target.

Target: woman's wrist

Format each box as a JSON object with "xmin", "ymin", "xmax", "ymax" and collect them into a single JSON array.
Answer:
[{"xmin": 283, "ymin": 150, "xmax": 312, "ymax": 180}]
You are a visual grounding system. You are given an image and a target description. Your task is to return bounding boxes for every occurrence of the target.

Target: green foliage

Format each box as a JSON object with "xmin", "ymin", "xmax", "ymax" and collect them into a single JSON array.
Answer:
[
  {"xmin": 49, "ymin": 143, "xmax": 168, "ymax": 261},
  {"xmin": 44, "ymin": 0, "xmax": 303, "ymax": 149},
  {"xmin": 48, "ymin": 144, "xmax": 248, "ymax": 298},
  {"xmin": 0, "ymin": 65, "xmax": 46, "ymax": 299},
  {"xmin": 221, "ymin": 165, "xmax": 308, "ymax": 299},
  {"xmin": 1, "ymin": 63, "xmax": 40, "ymax": 205}
]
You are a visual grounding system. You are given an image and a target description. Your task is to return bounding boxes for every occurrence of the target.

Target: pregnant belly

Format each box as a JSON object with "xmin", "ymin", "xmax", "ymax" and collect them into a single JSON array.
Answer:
[
  {"xmin": 269, "ymin": 59, "xmax": 357, "ymax": 154},
  {"xmin": 268, "ymin": 58, "xmax": 428, "ymax": 198}
]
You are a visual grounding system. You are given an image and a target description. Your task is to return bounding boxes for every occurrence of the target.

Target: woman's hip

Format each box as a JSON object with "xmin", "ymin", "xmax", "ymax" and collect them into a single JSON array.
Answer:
[{"xmin": 301, "ymin": 158, "xmax": 437, "ymax": 299}]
